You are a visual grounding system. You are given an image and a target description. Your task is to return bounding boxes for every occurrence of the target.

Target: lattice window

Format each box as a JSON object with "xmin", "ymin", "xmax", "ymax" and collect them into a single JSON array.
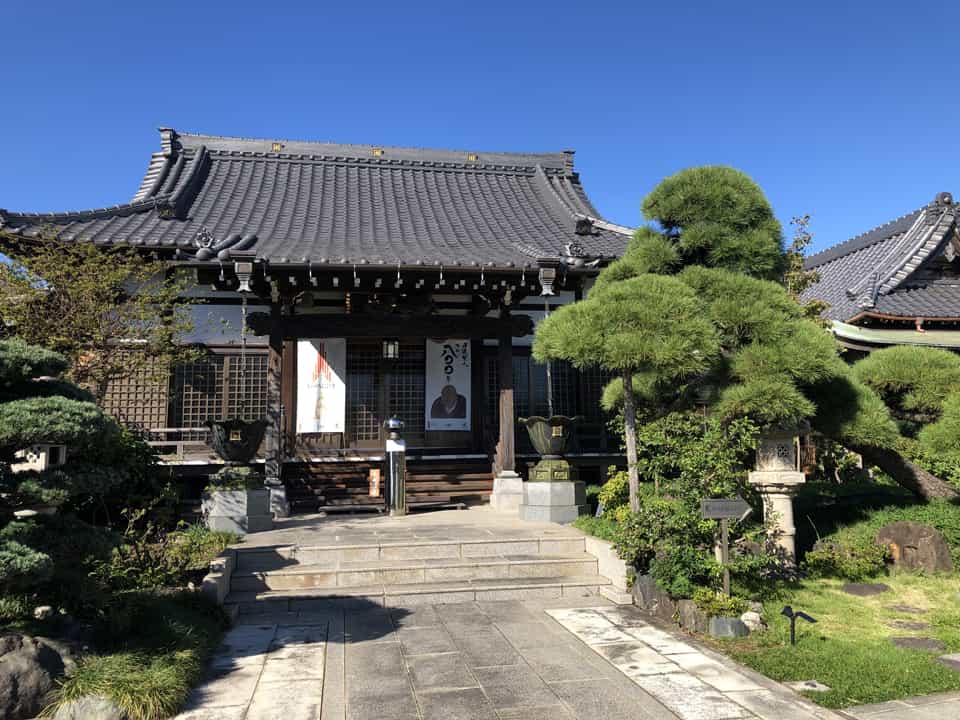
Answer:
[
  {"xmin": 512, "ymin": 356, "xmax": 530, "ymax": 418},
  {"xmin": 580, "ymin": 365, "xmax": 614, "ymax": 421},
  {"xmin": 348, "ymin": 345, "xmax": 381, "ymax": 442},
  {"xmin": 101, "ymin": 354, "xmax": 169, "ymax": 431},
  {"xmin": 389, "ymin": 343, "xmax": 425, "ymax": 436},
  {"xmin": 171, "ymin": 355, "xmax": 224, "ymax": 440},
  {"xmin": 224, "ymin": 354, "xmax": 269, "ymax": 421},
  {"xmin": 170, "ymin": 351, "xmax": 268, "ymax": 440}
]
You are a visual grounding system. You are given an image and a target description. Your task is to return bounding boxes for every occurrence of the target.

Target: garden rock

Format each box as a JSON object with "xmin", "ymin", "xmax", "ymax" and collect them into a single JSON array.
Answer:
[
  {"xmin": 708, "ymin": 616, "xmax": 749, "ymax": 638},
  {"xmin": 632, "ymin": 574, "xmax": 678, "ymax": 625},
  {"xmin": 740, "ymin": 610, "xmax": 766, "ymax": 632},
  {"xmin": 677, "ymin": 600, "xmax": 709, "ymax": 633},
  {"xmin": 876, "ymin": 521, "xmax": 954, "ymax": 573},
  {"xmin": 0, "ymin": 634, "xmax": 77, "ymax": 720},
  {"xmin": 888, "ymin": 620, "xmax": 930, "ymax": 631},
  {"xmin": 786, "ymin": 680, "xmax": 831, "ymax": 693},
  {"xmin": 937, "ymin": 653, "xmax": 960, "ymax": 672},
  {"xmin": 890, "ymin": 636, "xmax": 947, "ymax": 652},
  {"xmin": 842, "ymin": 582, "xmax": 890, "ymax": 596},
  {"xmin": 885, "ymin": 604, "xmax": 927, "ymax": 614},
  {"xmin": 53, "ymin": 694, "xmax": 127, "ymax": 720}
]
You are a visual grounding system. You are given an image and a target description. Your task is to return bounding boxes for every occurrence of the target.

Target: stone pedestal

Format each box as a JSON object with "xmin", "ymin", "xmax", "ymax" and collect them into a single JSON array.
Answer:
[
  {"xmin": 202, "ymin": 488, "xmax": 273, "ymax": 535},
  {"xmin": 748, "ymin": 470, "xmax": 805, "ymax": 561},
  {"xmin": 528, "ymin": 457, "xmax": 579, "ymax": 483},
  {"xmin": 490, "ymin": 471, "xmax": 524, "ymax": 513},
  {"xmin": 520, "ymin": 479, "xmax": 586, "ymax": 524},
  {"xmin": 267, "ymin": 484, "xmax": 290, "ymax": 519}
]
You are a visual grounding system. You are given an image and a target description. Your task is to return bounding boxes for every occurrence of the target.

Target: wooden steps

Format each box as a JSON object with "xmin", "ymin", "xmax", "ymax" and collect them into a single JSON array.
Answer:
[{"xmin": 282, "ymin": 458, "xmax": 494, "ymax": 512}]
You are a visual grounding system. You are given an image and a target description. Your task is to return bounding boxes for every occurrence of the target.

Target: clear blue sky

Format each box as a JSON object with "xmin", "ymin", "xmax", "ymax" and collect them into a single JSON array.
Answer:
[{"xmin": 3, "ymin": 1, "xmax": 958, "ymax": 253}]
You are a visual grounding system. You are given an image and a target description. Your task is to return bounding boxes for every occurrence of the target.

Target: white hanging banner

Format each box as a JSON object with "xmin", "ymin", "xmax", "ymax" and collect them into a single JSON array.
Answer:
[
  {"xmin": 297, "ymin": 339, "xmax": 346, "ymax": 433},
  {"xmin": 425, "ymin": 339, "xmax": 471, "ymax": 431}
]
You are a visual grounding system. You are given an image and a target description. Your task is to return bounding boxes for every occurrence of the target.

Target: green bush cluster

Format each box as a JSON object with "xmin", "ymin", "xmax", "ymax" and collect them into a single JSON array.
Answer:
[
  {"xmin": 96, "ymin": 521, "xmax": 238, "ymax": 592},
  {"xmin": 803, "ymin": 499, "xmax": 960, "ymax": 579},
  {"xmin": 804, "ymin": 539, "xmax": 891, "ymax": 581},
  {"xmin": 584, "ymin": 412, "xmax": 789, "ymax": 600},
  {"xmin": 692, "ymin": 587, "xmax": 748, "ymax": 616},
  {"xmin": 48, "ymin": 592, "xmax": 228, "ymax": 720}
]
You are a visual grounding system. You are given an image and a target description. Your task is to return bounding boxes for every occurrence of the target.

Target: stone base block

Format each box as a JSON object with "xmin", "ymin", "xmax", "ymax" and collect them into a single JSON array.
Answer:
[
  {"xmin": 268, "ymin": 486, "xmax": 290, "ymax": 518},
  {"xmin": 206, "ymin": 513, "xmax": 274, "ymax": 535},
  {"xmin": 529, "ymin": 458, "xmax": 579, "ymax": 483},
  {"xmin": 489, "ymin": 471, "xmax": 523, "ymax": 513},
  {"xmin": 519, "ymin": 480, "xmax": 585, "ymax": 524}
]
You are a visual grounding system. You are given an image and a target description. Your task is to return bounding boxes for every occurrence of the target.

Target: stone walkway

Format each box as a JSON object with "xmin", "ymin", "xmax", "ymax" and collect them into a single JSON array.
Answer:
[
  {"xmin": 841, "ymin": 691, "xmax": 960, "ymax": 719},
  {"xmin": 177, "ymin": 598, "xmax": 842, "ymax": 720}
]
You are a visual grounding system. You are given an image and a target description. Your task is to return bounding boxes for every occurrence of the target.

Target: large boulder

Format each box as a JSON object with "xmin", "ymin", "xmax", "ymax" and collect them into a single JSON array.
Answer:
[
  {"xmin": 0, "ymin": 633, "xmax": 77, "ymax": 720},
  {"xmin": 53, "ymin": 694, "xmax": 126, "ymax": 720},
  {"xmin": 876, "ymin": 521, "xmax": 955, "ymax": 573}
]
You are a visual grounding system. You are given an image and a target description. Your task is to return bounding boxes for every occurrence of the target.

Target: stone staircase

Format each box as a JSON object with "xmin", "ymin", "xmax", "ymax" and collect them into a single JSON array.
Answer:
[{"xmin": 224, "ymin": 533, "xmax": 612, "ymax": 614}]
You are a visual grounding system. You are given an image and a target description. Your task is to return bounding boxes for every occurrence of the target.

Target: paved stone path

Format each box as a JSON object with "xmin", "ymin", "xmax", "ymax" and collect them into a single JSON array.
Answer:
[
  {"xmin": 177, "ymin": 598, "xmax": 842, "ymax": 720},
  {"xmin": 841, "ymin": 691, "xmax": 960, "ymax": 719}
]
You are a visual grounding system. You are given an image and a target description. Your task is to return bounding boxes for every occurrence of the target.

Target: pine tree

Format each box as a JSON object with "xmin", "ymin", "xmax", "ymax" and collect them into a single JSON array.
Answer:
[
  {"xmin": 0, "ymin": 339, "xmax": 120, "ymax": 594},
  {"xmin": 533, "ymin": 166, "xmax": 904, "ymax": 508}
]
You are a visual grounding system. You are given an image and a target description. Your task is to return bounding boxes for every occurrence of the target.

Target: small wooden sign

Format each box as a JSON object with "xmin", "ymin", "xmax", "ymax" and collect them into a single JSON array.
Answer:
[
  {"xmin": 368, "ymin": 468, "xmax": 382, "ymax": 497},
  {"xmin": 701, "ymin": 497, "xmax": 752, "ymax": 521}
]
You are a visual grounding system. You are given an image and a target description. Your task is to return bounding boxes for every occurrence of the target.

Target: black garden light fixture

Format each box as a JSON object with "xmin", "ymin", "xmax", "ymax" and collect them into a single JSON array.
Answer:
[
  {"xmin": 382, "ymin": 338, "xmax": 400, "ymax": 360},
  {"xmin": 781, "ymin": 605, "xmax": 817, "ymax": 646}
]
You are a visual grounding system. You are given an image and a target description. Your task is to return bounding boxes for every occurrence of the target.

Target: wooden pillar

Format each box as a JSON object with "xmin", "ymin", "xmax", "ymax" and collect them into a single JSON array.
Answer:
[
  {"xmin": 281, "ymin": 339, "xmax": 297, "ymax": 454},
  {"xmin": 494, "ymin": 318, "xmax": 515, "ymax": 476},
  {"xmin": 264, "ymin": 303, "xmax": 289, "ymax": 516}
]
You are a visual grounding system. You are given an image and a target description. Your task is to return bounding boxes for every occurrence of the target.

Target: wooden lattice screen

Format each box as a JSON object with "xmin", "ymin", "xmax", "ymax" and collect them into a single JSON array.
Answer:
[
  {"xmin": 101, "ymin": 354, "xmax": 170, "ymax": 431},
  {"xmin": 170, "ymin": 351, "xmax": 269, "ymax": 438},
  {"xmin": 389, "ymin": 343, "xmax": 426, "ymax": 436}
]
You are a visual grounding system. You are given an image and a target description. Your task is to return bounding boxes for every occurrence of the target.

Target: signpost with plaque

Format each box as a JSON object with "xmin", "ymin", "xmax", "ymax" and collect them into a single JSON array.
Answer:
[{"xmin": 701, "ymin": 495, "xmax": 753, "ymax": 596}]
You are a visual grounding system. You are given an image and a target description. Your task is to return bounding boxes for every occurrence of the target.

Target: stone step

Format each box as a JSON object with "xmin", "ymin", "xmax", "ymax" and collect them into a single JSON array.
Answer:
[
  {"xmin": 230, "ymin": 553, "xmax": 599, "ymax": 591},
  {"xmin": 234, "ymin": 535, "xmax": 588, "ymax": 571},
  {"xmin": 225, "ymin": 574, "xmax": 611, "ymax": 614}
]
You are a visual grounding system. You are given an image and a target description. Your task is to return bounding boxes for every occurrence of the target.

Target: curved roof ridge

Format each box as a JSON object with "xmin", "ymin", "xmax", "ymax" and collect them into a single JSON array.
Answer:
[
  {"xmin": 173, "ymin": 129, "xmax": 572, "ymax": 171},
  {"xmin": 534, "ymin": 167, "xmax": 634, "ymax": 238},
  {"xmin": 804, "ymin": 206, "xmax": 924, "ymax": 268}
]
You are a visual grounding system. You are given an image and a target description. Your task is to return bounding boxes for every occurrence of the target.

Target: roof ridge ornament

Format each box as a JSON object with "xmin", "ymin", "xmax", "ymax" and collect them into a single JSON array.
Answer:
[{"xmin": 194, "ymin": 226, "xmax": 215, "ymax": 249}]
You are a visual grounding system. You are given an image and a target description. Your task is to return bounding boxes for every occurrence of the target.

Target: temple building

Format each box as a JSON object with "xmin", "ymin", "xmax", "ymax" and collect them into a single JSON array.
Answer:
[
  {"xmin": 0, "ymin": 129, "xmax": 632, "ymax": 513},
  {"xmin": 803, "ymin": 191, "xmax": 960, "ymax": 352}
]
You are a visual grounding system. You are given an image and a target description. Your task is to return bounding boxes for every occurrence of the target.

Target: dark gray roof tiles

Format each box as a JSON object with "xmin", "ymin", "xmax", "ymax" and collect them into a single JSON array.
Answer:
[
  {"xmin": 0, "ymin": 129, "xmax": 631, "ymax": 270},
  {"xmin": 802, "ymin": 193, "xmax": 960, "ymax": 321},
  {"xmin": 872, "ymin": 283, "xmax": 960, "ymax": 319}
]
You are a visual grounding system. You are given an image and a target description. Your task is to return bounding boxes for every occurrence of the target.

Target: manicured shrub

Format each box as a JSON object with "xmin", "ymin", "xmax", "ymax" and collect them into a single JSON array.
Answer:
[
  {"xmin": 853, "ymin": 346, "xmax": 960, "ymax": 435},
  {"xmin": 597, "ymin": 467, "xmax": 629, "ymax": 513},
  {"xmin": 804, "ymin": 539, "xmax": 891, "ymax": 581},
  {"xmin": 571, "ymin": 515, "xmax": 619, "ymax": 543},
  {"xmin": 692, "ymin": 587, "xmax": 748, "ymax": 616}
]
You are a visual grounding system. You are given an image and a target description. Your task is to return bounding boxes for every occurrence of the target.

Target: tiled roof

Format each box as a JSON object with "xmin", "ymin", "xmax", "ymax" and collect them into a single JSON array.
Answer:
[
  {"xmin": 0, "ymin": 129, "xmax": 632, "ymax": 270},
  {"xmin": 801, "ymin": 194, "xmax": 960, "ymax": 321}
]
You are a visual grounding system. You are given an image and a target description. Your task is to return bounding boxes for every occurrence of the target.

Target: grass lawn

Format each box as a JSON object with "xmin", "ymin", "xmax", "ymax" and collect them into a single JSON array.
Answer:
[{"xmin": 707, "ymin": 573, "xmax": 960, "ymax": 708}]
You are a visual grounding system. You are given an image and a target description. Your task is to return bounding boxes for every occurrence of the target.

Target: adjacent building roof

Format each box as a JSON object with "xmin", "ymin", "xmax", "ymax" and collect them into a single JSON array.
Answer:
[
  {"xmin": 802, "ymin": 192, "xmax": 960, "ymax": 322},
  {"xmin": 0, "ymin": 129, "xmax": 632, "ymax": 271}
]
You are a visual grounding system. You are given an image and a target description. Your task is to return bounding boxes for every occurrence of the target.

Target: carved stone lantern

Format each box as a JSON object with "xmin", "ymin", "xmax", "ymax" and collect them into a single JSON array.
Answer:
[{"xmin": 748, "ymin": 424, "xmax": 808, "ymax": 563}]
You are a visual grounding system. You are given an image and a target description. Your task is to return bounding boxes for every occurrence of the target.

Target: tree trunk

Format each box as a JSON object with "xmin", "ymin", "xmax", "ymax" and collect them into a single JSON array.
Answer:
[
  {"xmin": 855, "ymin": 445, "xmax": 959, "ymax": 501},
  {"xmin": 621, "ymin": 368, "xmax": 642, "ymax": 511}
]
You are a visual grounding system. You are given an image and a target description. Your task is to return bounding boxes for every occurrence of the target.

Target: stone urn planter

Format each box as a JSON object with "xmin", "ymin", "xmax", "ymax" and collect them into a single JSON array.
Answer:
[
  {"xmin": 517, "ymin": 416, "xmax": 585, "ymax": 523},
  {"xmin": 518, "ymin": 416, "xmax": 580, "ymax": 458},
  {"xmin": 203, "ymin": 419, "xmax": 272, "ymax": 535},
  {"xmin": 207, "ymin": 418, "xmax": 267, "ymax": 463}
]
